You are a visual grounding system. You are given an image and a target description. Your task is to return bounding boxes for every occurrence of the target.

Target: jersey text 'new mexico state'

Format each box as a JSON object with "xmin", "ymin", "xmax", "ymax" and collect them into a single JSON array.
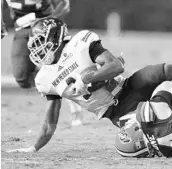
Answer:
[{"xmin": 35, "ymin": 30, "xmax": 120, "ymax": 119}]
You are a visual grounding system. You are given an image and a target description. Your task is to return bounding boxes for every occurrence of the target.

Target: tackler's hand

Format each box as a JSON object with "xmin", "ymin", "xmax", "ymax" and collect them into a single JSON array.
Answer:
[{"xmin": 7, "ymin": 145, "xmax": 36, "ymax": 153}]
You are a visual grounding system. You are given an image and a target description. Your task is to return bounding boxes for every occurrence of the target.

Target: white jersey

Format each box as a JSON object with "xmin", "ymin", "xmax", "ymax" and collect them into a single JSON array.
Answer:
[{"xmin": 35, "ymin": 30, "xmax": 125, "ymax": 119}]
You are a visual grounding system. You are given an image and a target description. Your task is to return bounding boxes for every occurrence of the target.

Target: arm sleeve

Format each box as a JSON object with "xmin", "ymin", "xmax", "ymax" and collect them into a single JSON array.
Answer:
[
  {"xmin": 89, "ymin": 40, "xmax": 107, "ymax": 63},
  {"xmin": 46, "ymin": 95, "xmax": 62, "ymax": 101}
]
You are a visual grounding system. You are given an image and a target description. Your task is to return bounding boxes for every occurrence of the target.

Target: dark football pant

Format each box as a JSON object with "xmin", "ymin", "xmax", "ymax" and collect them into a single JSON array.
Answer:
[
  {"xmin": 104, "ymin": 63, "xmax": 169, "ymax": 125},
  {"xmin": 11, "ymin": 28, "xmax": 36, "ymax": 88}
]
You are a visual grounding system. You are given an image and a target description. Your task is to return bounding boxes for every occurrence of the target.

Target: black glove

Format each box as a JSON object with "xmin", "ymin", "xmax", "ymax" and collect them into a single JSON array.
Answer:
[{"xmin": 1, "ymin": 25, "xmax": 8, "ymax": 39}]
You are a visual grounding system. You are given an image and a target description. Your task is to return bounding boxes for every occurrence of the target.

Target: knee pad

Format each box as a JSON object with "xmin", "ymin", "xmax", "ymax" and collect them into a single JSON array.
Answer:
[
  {"xmin": 15, "ymin": 69, "xmax": 38, "ymax": 89},
  {"xmin": 16, "ymin": 73, "xmax": 36, "ymax": 88}
]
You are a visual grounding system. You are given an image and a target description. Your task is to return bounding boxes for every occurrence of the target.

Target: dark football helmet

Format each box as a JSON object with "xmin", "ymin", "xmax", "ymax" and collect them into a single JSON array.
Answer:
[{"xmin": 28, "ymin": 17, "xmax": 68, "ymax": 67}]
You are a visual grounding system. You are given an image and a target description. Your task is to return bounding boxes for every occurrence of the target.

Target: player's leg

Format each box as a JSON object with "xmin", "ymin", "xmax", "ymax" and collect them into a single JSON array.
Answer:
[
  {"xmin": 122, "ymin": 63, "xmax": 172, "ymax": 109},
  {"xmin": 66, "ymin": 99, "xmax": 83, "ymax": 126},
  {"xmin": 11, "ymin": 28, "xmax": 36, "ymax": 88},
  {"xmin": 104, "ymin": 63, "xmax": 172, "ymax": 124},
  {"xmin": 128, "ymin": 63, "xmax": 172, "ymax": 92},
  {"xmin": 121, "ymin": 63, "xmax": 171, "ymax": 104}
]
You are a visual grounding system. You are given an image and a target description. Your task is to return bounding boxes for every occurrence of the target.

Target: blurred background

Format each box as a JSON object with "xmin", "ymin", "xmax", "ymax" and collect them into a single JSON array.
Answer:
[
  {"xmin": 2, "ymin": 0, "xmax": 172, "ymax": 78},
  {"xmin": 3, "ymin": 0, "xmax": 172, "ymax": 31}
]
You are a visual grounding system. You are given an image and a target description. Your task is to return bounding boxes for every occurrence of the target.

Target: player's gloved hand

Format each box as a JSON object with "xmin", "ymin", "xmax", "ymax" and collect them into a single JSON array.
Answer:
[
  {"xmin": 1, "ymin": 25, "xmax": 8, "ymax": 39},
  {"xmin": 72, "ymin": 74, "xmax": 90, "ymax": 95},
  {"xmin": 7, "ymin": 145, "xmax": 36, "ymax": 153}
]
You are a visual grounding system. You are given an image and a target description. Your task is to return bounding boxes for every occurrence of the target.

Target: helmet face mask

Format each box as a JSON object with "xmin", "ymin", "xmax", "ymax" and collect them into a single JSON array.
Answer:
[
  {"xmin": 28, "ymin": 34, "xmax": 55, "ymax": 67},
  {"xmin": 28, "ymin": 18, "xmax": 67, "ymax": 67}
]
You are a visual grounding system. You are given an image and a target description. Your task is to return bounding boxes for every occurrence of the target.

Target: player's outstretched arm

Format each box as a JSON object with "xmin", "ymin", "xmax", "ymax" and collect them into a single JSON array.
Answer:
[
  {"xmin": 34, "ymin": 99, "xmax": 61, "ymax": 151},
  {"xmin": 7, "ymin": 99, "xmax": 61, "ymax": 153},
  {"xmin": 82, "ymin": 51, "xmax": 125, "ymax": 84}
]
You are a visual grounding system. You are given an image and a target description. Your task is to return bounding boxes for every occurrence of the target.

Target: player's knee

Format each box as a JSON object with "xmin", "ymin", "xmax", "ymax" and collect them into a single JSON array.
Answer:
[
  {"xmin": 16, "ymin": 79, "xmax": 35, "ymax": 88},
  {"xmin": 164, "ymin": 64, "xmax": 172, "ymax": 81},
  {"xmin": 13, "ymin": 69, "xmax": 37, "ymax": 88},
  {"xmin": 15, "ymin": 73, "xmax": 35, "ymax": 88}
]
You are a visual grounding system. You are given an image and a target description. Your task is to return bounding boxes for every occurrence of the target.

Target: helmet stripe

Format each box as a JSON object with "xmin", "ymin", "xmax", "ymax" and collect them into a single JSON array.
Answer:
[{"xmin": 115, "ymin": 146, "xmax": 148, "ymax": 157}]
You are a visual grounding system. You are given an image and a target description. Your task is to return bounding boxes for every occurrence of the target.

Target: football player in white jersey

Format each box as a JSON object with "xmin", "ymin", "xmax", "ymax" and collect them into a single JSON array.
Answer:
[
  {"xmin": 2, "ymin": 0, "xmax": 80, "ymax": 126},
  {"xmin": 7, "ymin": 18, "xmax": 172, "ymax": 153},
  {"xmin": 115, "ymin": 81, "xmax": 172, "ymax": 158}
]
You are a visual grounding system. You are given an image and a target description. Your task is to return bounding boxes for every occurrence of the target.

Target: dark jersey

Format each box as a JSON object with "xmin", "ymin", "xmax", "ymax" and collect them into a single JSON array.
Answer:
[{"xmin": 5, "ymin": 0, "xmax": 53, "ymax": 20}]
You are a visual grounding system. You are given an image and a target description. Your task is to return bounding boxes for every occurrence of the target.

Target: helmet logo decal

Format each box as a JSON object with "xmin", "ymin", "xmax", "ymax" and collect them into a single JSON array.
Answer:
[
  {"xmin": 43, "ymin": 19, "xmax": 56, "ymax": 28},
  {"xmin": 118, "ymin": 128, "xmax": 132, "ymax": 144}
]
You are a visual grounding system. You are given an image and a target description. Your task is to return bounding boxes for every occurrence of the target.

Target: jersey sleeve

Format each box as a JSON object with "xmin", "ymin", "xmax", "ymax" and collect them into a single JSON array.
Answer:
[
  {"xmin": 79, "ymin": 30, "xmax": 107, "ymax": 62},
  {"xmin": 80, "ymin": 30, "xmax": 100, "ymax": 44}
]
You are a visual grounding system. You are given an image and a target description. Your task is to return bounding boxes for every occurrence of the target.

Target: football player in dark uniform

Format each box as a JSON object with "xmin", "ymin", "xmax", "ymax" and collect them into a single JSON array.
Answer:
[
  {"xmin": 115, "ymin": 81, "xmax": 172, "ymax": 158},
  {"xmin": 2, "ymin": 0, "xmax": 70, "ymax": 88}
]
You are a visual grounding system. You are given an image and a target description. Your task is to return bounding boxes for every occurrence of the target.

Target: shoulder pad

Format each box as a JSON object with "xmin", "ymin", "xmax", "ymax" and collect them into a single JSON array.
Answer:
[{"xmin": 76, "ymin": 30, "xmax": 100, "ymax": 45}]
